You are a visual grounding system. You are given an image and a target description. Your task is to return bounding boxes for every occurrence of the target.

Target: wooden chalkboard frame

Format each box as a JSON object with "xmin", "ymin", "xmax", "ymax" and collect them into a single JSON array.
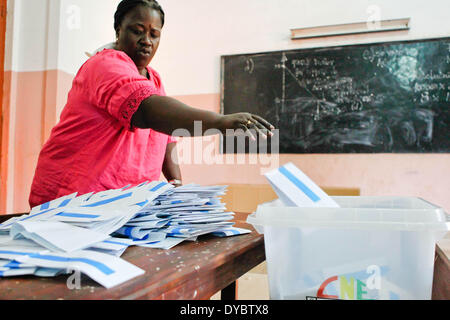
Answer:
[{"xmin": 220, "ymin": 37, "xmax": 450, "ymax": 154}]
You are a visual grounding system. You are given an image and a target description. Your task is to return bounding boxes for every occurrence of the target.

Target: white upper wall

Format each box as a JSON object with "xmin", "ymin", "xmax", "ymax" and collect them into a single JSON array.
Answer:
[
  {"xmin": 5, "ymin": 0, "xmax": 450, "ymax": 95},
  {"xmin": 154, "ymin": 0, "xmax": 450, "ymax": 95},
  {"xmin": 5, "ymin": 0, "xmax": 120, "ymax": 73},
  {"xmin": 58, "ymin": 0, "xmax": 120, "ymax": 74},
  {"xmin": 5, "ymin": 0, "xmax": 51, "ymax": 71}
]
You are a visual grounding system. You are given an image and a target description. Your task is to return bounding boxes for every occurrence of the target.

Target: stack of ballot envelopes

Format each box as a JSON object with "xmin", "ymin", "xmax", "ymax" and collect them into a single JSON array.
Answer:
[{"xmin": 0, "ymin": 181, "xmax": 249, "ymax": 288}]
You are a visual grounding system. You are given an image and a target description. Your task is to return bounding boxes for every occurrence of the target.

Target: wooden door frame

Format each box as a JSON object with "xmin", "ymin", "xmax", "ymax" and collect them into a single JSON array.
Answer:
[{"xmin": 0, "ymin": 0, "xmax": 7, "ymax": 213}]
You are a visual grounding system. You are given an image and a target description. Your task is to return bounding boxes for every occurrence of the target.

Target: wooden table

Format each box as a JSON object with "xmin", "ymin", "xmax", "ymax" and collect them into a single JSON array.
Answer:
[
  {"xmin": 1, "ymin": 213, "xmax": 447, "ymax": 300},
  {"xmin": 0, "ymin": 214, "xmax": 265, "ymax": 300},
  {"xmin": 432, "ymin": 241, "xmax": 450, "ymax": 300}
]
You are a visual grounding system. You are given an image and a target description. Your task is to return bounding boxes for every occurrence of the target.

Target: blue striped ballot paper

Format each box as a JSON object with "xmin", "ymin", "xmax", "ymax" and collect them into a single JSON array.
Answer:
[
  {"xmin": 0, "ymin": 244, "xmax": 144, "ymax": 289},
  {"xmin": 264, "ymin": 163, "xmax": 340, "ymax": 208},
  {"xmin": 0, "ymin": 181, "xmax": 250, "ymax": 288}
]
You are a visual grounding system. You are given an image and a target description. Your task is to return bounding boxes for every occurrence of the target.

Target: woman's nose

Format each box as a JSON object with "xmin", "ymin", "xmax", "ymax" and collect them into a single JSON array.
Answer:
[{"xmin": 140, "ymin": 34, "xmax": 152, "ymax": 46}]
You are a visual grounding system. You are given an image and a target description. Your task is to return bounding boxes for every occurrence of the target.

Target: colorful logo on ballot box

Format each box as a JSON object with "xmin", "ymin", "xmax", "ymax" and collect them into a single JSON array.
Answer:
[
  {"xmin": 312, "ymin": 265, "xmax": 382, "ymax": 300},
  {"xmin": 316, "ymin": 275, "xmax": 370, "ymax": 300}
]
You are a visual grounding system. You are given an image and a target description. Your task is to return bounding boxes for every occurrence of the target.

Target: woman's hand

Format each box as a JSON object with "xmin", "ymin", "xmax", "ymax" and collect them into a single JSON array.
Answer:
[
  {"xmin": 162, "ymin": 142, "xmax": 182, "ymax": 187},
  {"xmin": 217, "ymin": 113, "xmax": 275, "ymax": 140}
]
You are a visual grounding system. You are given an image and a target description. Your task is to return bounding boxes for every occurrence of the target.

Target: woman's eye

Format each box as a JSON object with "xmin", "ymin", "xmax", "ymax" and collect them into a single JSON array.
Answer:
[{"xmin": 132, "ymin": 29, "xmax": 143, "ymax": 35}]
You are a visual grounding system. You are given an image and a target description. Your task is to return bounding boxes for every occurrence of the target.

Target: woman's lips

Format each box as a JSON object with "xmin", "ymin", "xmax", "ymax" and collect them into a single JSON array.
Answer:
[{"xmin": 138, "ymin": 49, "xmax": 151, "ymax": 56}]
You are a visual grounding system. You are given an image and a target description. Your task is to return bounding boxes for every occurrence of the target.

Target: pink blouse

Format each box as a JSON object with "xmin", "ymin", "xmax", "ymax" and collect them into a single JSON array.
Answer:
[{"xmin": 29, "ymin": 49, "xmax": 176, "ymax": 208}]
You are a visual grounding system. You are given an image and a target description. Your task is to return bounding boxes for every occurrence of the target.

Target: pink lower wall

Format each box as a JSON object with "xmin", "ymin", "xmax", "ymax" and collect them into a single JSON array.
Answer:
[
  {"xmin": 1, "ymin": 69, "xmax": 74, "ymax": 214},
  {"xmin": 1, "ymin": 76, "xmax": 449, "ymax": 214}
]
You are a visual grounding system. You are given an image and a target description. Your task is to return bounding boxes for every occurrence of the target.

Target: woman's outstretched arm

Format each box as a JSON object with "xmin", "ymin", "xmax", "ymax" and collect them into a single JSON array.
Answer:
[{"xmin": 131, "ymin": 95, "xmax": 274, "ymax": 138}]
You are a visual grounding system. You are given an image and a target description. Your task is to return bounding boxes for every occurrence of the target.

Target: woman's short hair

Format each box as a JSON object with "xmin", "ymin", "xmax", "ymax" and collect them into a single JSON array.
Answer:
[{"xmin": 114, "ymin": 0, "xmax": 165, "ymax": 34}]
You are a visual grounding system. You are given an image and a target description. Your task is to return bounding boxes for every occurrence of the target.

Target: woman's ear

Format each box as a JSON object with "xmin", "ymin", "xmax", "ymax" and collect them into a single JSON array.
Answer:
[{"xmin": 115, "ymin": 29, "xmax": 120, "ymax": 43}]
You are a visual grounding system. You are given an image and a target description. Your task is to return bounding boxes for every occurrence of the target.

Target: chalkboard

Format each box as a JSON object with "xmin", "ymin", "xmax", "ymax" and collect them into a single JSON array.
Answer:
[{"xmin": 221, "ymin": 37, "xmax": 450, "ymax": 153}]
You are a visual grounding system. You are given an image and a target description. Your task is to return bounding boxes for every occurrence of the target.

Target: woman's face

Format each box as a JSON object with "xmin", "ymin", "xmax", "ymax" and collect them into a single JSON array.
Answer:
[{"xmin": 115, "ymin": 5, "xmax": 162, "ymax": 75}]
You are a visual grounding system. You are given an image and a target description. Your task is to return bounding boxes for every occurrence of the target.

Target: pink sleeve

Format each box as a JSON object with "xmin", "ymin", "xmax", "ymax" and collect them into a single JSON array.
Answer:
[
  {"xmin": 167, "ymin": 136, "xmax": 178, "ymax": 144},
  {"xmin": 84, "ymin": 50, "xmax": 159, "ymax": 130}
]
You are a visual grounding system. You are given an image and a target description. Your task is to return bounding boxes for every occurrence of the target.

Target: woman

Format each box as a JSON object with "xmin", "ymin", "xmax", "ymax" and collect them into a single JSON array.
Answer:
[{"xmin": 29, "ymin": 0, "xmax": 274, "ymax": 208}]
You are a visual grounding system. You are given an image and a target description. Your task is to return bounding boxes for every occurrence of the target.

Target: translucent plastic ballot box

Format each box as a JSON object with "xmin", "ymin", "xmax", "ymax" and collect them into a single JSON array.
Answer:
[{"xmin": 247, "ymin": 196, "xmax": 449, "ymax": 300}]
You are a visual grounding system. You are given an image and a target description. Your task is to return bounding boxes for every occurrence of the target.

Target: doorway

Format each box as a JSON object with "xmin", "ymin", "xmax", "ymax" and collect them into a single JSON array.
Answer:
[{"xmin": 0, "ymin": 0, "xmax": 7, "ymax": 213}]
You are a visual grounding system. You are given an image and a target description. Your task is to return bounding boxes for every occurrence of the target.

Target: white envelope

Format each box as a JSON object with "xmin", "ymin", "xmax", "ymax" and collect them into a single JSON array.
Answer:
[
  {"xmin": 11, "ymin": 221, "xmax": 110, "ymax": 253},
  {"xmin": 138, "ymin": 237, "xmax": 186, "ymax": 250},
  {"xmin": 265, "ymin": 162, "xmax": 340, "ymax": 208},
  {"xmin": 30, "ymin": 192, "xmax": 78, "ymax": 214},
  {"xmin": 5, "ymin": 248, "xmax": 144, "ymax": 289}
]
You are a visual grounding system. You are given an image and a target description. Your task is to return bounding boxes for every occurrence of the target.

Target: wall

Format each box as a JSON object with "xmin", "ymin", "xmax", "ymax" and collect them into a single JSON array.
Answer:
[
  {"xmin": 1, "ymin": 0, "xmax": 121, "ymax": 213},
  {"xmin": 1, "ymin": 0, "xmax": 449, "ymax": 214},
  {"xmin": 155, "ymin": 0, "xmax": 450, "ymax": 213}
]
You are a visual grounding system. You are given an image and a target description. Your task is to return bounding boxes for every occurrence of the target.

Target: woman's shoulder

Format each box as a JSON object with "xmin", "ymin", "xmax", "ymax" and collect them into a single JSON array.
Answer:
[
  {"xmin": 147, "ymin": 65, "xmax": 162, "ymax": 81},
  {"xmin": 88, "ymin": 49, "xmax": 134, "ymax": 67},
  {"xmin": 75, "ymin": 49, "xmax": 138, "ymax": 80},
  {"xmin": 147, "ymin": 65, "xmax": 165, "ymax": 89}
]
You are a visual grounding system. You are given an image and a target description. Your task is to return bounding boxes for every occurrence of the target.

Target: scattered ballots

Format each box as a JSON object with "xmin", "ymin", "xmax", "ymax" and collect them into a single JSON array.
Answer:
[{"xmin": 0, "ymin": 181, "xmax": 250, "ymax": 288}]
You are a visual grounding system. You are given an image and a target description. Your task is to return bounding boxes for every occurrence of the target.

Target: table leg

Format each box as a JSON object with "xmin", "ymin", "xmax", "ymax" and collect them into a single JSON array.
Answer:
[{"xmin": 221, "ymin": 281, "xmax": 237, "ymax": 300}]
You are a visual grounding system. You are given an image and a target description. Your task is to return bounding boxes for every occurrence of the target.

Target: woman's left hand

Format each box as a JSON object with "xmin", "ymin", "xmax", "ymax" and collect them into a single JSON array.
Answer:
[{"xmin": 217, "ymin": 113, "xmax": 275, "ymax": 140}]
